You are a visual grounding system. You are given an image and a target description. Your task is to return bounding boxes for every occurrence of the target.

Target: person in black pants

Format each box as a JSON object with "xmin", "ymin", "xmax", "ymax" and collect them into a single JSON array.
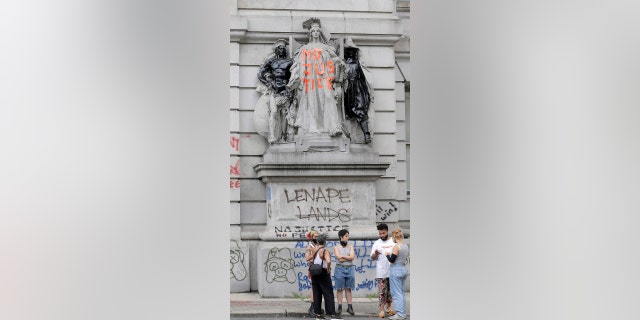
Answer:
[{"xmin": 310, "ymin": 234, "xmax": 342, "ymax": 320}]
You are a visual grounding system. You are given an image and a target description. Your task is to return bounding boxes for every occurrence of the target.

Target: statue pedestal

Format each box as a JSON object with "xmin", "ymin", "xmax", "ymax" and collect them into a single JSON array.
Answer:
[
  {"xmin": 253, "ymin": 136, "xmax": 389, "ymax": 297},
  {"xmin": 255, "ymin": 137, "xmax": 389, "ymax": 241}
]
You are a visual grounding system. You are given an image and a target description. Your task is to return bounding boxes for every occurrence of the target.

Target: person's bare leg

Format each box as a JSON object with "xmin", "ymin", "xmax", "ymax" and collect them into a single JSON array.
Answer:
[
  {"xmin": 346, "ymin": 288, "xmax": 354, "ymax": 315},
  {"xmin": 336, "ymin": 288, "xmax": 343, "ymax": 314}
]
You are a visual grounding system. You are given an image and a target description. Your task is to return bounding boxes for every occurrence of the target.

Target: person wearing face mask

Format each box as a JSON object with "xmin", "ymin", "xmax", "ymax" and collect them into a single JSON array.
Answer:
[
  {"xmin": 333, "ymin": 229, "xmax": 356, "ymax": 316},
  {"xmin": 370, "ymin": 223, "xmax": 396, "ymax": 318},
  {"xmin": 306, "ymin": 230, "xmax": 322, "ymax": 316}
]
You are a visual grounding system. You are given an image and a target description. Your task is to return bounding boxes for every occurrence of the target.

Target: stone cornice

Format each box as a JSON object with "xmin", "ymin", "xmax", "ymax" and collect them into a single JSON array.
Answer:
[
  {"xmin": 239, "ymin": 32, "xmax": 402, "ymax": 46},
  {"xmin": 254, "ymin": 162, "xmax": 390, "ymax": 182},
  {"xmin": 230, "ymin": 15, "xmax": 248, "ymax": 42}
]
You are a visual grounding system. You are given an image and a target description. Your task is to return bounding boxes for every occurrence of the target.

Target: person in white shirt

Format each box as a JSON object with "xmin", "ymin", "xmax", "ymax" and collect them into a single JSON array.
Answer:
[{"xmin": 370, "ymin": 223, "xmax": 396, "ymax": 318}]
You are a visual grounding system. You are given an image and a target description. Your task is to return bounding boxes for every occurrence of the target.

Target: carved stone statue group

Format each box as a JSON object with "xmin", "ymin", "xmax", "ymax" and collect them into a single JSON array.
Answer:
[{"xmin": 254, "ymin": 18, "xmax": 374, "ymax": 145}]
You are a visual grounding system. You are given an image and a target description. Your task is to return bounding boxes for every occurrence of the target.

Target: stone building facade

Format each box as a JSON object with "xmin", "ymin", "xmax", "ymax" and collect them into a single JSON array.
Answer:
[{"xmin": 229, "ymin": 0, "xmax": 410, "ymax": 297}]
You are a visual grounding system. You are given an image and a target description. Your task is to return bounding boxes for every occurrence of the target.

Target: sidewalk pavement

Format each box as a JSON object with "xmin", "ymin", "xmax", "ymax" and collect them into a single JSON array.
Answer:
[{"xmin": 230, "ymin": 292, "xmax": 410, "ymax": 318}]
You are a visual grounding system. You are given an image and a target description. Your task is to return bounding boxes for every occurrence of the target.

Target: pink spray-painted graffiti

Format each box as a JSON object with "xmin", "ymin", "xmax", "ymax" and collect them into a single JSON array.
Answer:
[{"xmin": 230, "ymin": 134, "xmax": 250, "ymax": 189}]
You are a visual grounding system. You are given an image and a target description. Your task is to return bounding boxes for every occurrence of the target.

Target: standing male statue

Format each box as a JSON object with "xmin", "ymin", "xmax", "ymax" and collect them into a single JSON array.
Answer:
[
  {"xmin": 255, "ymin": 39, "xmax": 296, "ymax": 143},
  {"xmin": 343, "ymin": 38, "xmax": 374, "ymax": 143}
]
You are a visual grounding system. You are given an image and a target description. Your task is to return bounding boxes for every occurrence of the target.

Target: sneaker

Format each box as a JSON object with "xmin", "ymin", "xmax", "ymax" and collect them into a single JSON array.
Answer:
[
  {"xmin": 346, "ymin": 306, "xmax": 354, "ymax": 315},
  {"xmin": 388, "ymin": 315, "xmax": 400, "ymax": 320},
  {"xmin": 330, "ymin": 315, "xmax": 343, "ymax": 320}
]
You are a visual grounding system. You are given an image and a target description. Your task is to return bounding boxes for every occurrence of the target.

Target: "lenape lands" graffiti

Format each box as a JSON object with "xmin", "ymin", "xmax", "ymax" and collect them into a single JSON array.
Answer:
[{"xmin": 283, "ymin": 187, "xmax": 352, "ymax": 222}]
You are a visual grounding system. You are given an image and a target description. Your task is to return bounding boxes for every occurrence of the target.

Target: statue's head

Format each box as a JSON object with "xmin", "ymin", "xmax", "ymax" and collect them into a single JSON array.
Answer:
[
  {"xmin": 303, "ymin": 17, "xmax": 330, "ymax": 43},
  {"xmin": 273, "ymin": 39, "xmax": 288, "ymax": 58},
  {"xmin": 344, "ymin": 37, "xmax": 360, "ymax": 59}
]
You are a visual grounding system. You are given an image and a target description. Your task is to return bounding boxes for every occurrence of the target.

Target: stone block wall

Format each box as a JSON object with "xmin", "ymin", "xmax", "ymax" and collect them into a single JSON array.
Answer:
[{"xmin": 230, "ymin": 0, "xmax": 410, "ymax": 294}]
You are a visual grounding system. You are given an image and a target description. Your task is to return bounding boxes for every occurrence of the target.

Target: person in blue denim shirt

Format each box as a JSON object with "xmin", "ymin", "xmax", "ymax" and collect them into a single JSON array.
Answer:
[
  {"xmin": 333, "ymin": 229, "xmax": 356, "ymax": 315},
  {"xmin": 384, "ymin": 229, "xmax": 409, "ymax": 320}
]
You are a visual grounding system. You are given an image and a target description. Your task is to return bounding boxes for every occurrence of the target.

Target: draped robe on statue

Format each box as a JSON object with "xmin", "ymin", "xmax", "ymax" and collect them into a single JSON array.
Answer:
[{"xmin": 287, "ymin": 42, "xmax": 343, "ymax": 136}]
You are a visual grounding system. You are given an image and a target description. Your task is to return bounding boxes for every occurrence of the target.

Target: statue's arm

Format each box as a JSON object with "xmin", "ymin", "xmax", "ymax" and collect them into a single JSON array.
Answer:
[{"xmin": 257, "ymin": 59, "xmax": 273, "ymax": 87}]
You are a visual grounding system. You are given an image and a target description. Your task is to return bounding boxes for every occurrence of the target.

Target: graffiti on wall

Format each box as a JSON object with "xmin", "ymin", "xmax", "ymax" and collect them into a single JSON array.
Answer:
[
  {"xmin": 280, "ymin": 187, "xmax": 353, "ymax": 222},
  {"xmin": 272, "ymin": 224, "xmax": 350, "ymax": 239},
  {"xmin": 229, "ymin": 135, "xmax": 249, "ymax": 189},
  {"xmin": 264, "ymin": 247, "xmax": 296, "ymax": 284},
  {"xmin": 230, "ymin": 157, "xmax": 241, "ymax": 189},
  {"xmin": 376, "ymin": 201, "xmax": 398, "ymax": 221},
  {"xmin": 281, "ymin": 240, "xmax": 380, "ymax": 292},
  {"xmin": 230, "ymin": 240, "xmax": 247, "ymax": 281}
]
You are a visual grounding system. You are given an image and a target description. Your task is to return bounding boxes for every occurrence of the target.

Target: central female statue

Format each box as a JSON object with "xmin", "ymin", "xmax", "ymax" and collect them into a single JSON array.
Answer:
[{"xmin": 287, "ymin": 18, "xmax": 344, "ymax": 137}]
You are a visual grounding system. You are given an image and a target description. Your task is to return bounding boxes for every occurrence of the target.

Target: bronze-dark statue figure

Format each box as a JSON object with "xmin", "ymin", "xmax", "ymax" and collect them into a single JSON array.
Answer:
[
  {"xmin": 343, "ymin": 38, "xmax": 374, "ymax": 143},
  {"xmin": 255, "ymin": 39, "xmax": 295, "ymax": 143}
]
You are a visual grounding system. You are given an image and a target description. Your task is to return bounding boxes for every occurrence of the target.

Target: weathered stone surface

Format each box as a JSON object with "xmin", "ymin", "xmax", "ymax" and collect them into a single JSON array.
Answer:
[
  {"xmin": 239, "ymin": 133, "xmax": 269, "ymax": 156},
  {"xmin": 395, "ymin": 122, "xmax": 406, "ymax": 141},
  {"xmin": 370, "ymin": 133, "xmax": 398, "ymax": 155},
  {"xmin": 371, "ymin": 90, "xmax": 396, "ymax": 111},
  {"xmin": 372, "ymin": 111, "xmax": 396, "ymax": 134},
  {"xmin": 240, "ymin": 178, "xmax": 267, "ymax": 201},
  {"xmin": 238, "ymin": 156, "xmax": 262, "ymax": 179},
  {"xmin": 230, "ymin": 182, "xmax": 240, "ymax": 201},
  {"xmin": 238, "ymin": 65, "xmax": 260, "ymax": 88},
  {"xmin": 230, "ymin": 110, "xmax": 240, "ymax": 132},
  {"xmin": 396, "ymin": 159, "xmax": 407, "ymax": 181},
  {"xmin": 240, "ymin": 201, "xmax": 267, "ymax": 224},
  {"xmin": 230, "ymin": 240, "xmax": 251, "ymax": 292},
  {"xmin": 379, "ymin": 155, "xmax": 397, "ymax": 178},
  {"xmin": 231, "ymin": 201, "xmax": 241, "ymax": 225},
  {"xmin": 395, "ymin": 101, "xmax": 406, "ymax": 121},
  {"xmin": 399, "ymin": 201, "xmax": 410, "ymax": 221},
  {"xmin": 396, "ymin": 181, "xmax": 407, "ymax": 201},
  {"xmin": 230, "ymin": 87, "xmax": 240, "ymax": 110},
  {"xmin": 396, "ymin": 141, "xmax": 407, "ymax": 161},
  {"xmin": 375, "ymin": 178, "xmax": 397, "ymax": 200},
  {"xmin": 230, "ymin": 225, "xmax": 242, "ymax": 240},
  {"xmin": 238, "ymin": 0, "xmax": 394, "ymax": 13},
  {"xmin": 345, "ymin": 18, "xmax": 401, "ymax": 35},
  {"xmin": 369, "ymin": 67, "xmax": 396, "ymax": 90},
  {"xmin": 238, "ymin": 110, "xmax": 256, "ymax": 133},
  {"xmin": 239, "ymin": 43, "xmax": 273, "ymax": 66},
  {"xmin": 244, "ymin": 12, "xmax": 294, "ymax": 33},
  {"xmin": 230, "ymin": 42, "xmax": 240, "ymax": 65},
  {"xmin": 239, "ymin": 88, "xmax": 259, "ymax": 110},
  {"xmin": 396, "ymin": 59, "xmax": 411, "ymax": 82},
  {"xmin": 395, "ymin": 82, "xmax": 406, "ymax": 101},
  {"xmin": 230, "ymin": 65, "xmax": 240, "ymax": 87},
  {"xmin": 358, "ymin": 46, "xmax": 395, "ymax": 68}
]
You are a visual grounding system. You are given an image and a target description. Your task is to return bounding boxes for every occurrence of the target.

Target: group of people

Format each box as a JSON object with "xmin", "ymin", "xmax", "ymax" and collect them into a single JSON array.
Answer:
[
  {"xmin": 305, "ymin": 224, "xmax": 409, "ymax": 320},
  {"xmin": 255, "ymin": 17, "xmax": 374, "ymax": 144}
]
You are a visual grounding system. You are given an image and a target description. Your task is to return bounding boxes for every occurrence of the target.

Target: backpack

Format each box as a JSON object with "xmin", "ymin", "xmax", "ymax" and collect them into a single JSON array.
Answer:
[{"xmin": 308, "ymin": 248, "xmax": 325, "ymax": 277}]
